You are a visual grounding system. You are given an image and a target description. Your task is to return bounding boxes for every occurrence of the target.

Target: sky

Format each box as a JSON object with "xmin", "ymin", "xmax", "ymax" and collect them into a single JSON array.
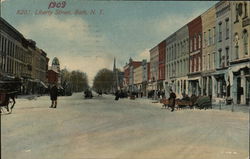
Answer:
[{"xmin": 1, "ymin": 0, "xmax": 218, "ymax": 85}]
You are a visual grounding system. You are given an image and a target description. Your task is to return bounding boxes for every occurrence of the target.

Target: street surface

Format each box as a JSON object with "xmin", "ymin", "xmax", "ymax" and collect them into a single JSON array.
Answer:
[{"xmin": 1, "ymin": 93, "xmax": 249, "ymax": 159}]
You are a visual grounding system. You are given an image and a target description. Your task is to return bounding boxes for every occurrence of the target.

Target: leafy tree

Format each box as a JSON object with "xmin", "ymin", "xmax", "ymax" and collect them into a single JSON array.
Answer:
[
  {"xmin": 93, "ymin": 68, "xmax": 114, "ymax": 93},
  {"xmin": 61, "ymin": 69, "xmax": 89, "ymax": 92}
]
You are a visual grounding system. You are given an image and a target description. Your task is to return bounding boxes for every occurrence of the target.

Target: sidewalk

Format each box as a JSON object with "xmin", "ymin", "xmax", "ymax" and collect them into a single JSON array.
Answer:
[{"xmin": 212, "ymin": 103, "xmax": 249, "ymax": 113}]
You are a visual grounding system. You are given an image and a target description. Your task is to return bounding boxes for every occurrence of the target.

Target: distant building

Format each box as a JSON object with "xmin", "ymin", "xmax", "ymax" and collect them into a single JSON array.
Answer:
[
  {"xmin": 149, "ymin": 46, "xmax": 159, "ymax": 92},
  {"xmin": 187, "ymin": 16, "xmax": 203, "ymax": 96},
  {"xmin": 158, "ymin": 40, "xmax": 166, "ymax": 91},
  {"xmin": 47, "ymin": 69, "xmax": 59, "ymax": 84},
  {"xmin": 48, "ymin": 57, "xmax": 61, "ymax": 87},
  {"xmin": 123, "ymin": 58, "xmax": 142, "ymax": 93},
  {"xmin": 133, "ymin": 63, "xmax": 143, "ymax": 93}
]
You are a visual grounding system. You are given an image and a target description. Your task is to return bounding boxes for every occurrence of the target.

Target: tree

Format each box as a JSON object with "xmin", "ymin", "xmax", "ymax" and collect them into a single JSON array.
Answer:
[
  {"xmin": 61, "ymin": 69, "xmax": 89, "ymax": 92},
  {"xmin": 93, "ymin": 68, "xmax": 114, "ymax": 93}
]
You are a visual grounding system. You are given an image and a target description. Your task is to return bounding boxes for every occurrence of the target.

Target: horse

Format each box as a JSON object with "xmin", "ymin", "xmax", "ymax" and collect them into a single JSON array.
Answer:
[{"xmin": 0, "ymin": 92, "xmax": 16, "ymax": 114}]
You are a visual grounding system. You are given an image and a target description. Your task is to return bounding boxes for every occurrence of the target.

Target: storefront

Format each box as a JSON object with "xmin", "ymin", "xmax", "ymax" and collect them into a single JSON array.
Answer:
[
  {"xmin": 187, "ymin": 74, "xmax": 201, "ymax": 96},
  {"xmin": 228, "ymin": 59, "xmax": 250, "ymax": 105}
]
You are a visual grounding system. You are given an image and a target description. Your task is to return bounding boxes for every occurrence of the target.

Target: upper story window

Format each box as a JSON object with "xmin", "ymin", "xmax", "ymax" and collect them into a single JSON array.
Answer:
[
  {"xmin": 213, "ymin": 27, "xmax": 216, "ymax": 44},
  {"xmin": 204, "ymin": 32, "xmax": 207, "ymax": 47},
  {"xmin": 243, "ymin": 29, "xmax": 248, "ymax": 55},
  {"xmin": 235, "ymin": 3, "xmax": 240, "ymax": 23},
  {"xmin": 225, "ymin": 18, "xmax": 229, "ymax": 39},
  {"xmin": 243, "ymin": 2, "xmax": 248, "ymax": 18},
  {"xmin": 218, "ymin": 49, "xmax": 222, "ymax": 67},
  {"xmin": 234, "ymin": 33, "xmax": 239, "ymax": 59},
  {"xmin": 208, "ymin": 29, "xmax": 211, "ymax": 46},
  {"xmin": 198, "ymin": 34, "xmax": 201, "ymax": 49},
  {"xmin": 190, "ymin": 38, "xmax": 193, "ymax": 52},
  {"xmin": 194, "ymin": 35, "xmax": 197, "ymax": 51},
  {"xmin": 218, "ymin": 22, "xmax": 222, "ymax": 42},
  {"xmin": 225, "ymin": 47, "xmax": 229, "ymax": 66}
]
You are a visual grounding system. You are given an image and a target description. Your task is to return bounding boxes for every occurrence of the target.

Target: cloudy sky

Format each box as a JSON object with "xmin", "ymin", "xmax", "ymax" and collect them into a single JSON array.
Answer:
[{"xmin": 1, "ymin": 0, "xmax": 217, "ymax": 85}]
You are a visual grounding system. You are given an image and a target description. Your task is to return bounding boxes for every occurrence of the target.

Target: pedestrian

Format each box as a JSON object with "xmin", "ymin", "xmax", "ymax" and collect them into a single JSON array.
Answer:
[
  {"xmin": 115, "ymin": 90, "xmax": 120, "ymax": 100},
  {"xmin": 157, "ymin": 90, "xmax": 161, "ymax": 99},
  {"xmin": 50, "ymin": 84, "xmax": 58, "ymax": 108},
  {"xmin": 169, "ymin": 89, "xmax": 176, "ymax": 112}
]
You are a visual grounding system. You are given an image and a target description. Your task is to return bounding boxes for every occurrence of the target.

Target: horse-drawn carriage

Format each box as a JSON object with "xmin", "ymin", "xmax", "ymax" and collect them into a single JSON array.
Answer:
[
  {"xmin": 160, "ymin": 95, "xmax": 212, "ymax": 110},
  {"xmin": 84, "ymin": 89, "xmax": 93, "ymax": 99},
  {"xmin": 0, "ymin": 77, "xmax": 21, "ymax": 114}
]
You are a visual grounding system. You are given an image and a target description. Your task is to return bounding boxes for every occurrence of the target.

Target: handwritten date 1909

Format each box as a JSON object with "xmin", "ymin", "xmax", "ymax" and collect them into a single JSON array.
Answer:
[{"xmin": 48, "ymin": 1, "xmax": 66, "ymax": 9}]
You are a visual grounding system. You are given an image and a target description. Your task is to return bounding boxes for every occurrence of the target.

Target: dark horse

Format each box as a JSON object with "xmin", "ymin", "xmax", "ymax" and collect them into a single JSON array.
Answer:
[{"xmin": 0, "ymin": 91, "xmax": 17, "ymax": 113}]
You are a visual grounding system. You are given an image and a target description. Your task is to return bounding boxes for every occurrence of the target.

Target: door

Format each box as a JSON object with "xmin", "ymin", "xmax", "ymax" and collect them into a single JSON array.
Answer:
[
  {"xmin": 246, "ymin": 77, "xmax": 250, "ymax": 105},
  {"xmin": 237, "ymin": 77, "xmax": 241, "ymax": 104}
]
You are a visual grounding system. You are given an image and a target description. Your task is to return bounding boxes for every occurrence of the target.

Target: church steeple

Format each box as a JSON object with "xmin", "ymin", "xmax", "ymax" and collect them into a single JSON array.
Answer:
[{"xmin": 113, "ymin": 57, "xmax": 116, "ymax": 72}]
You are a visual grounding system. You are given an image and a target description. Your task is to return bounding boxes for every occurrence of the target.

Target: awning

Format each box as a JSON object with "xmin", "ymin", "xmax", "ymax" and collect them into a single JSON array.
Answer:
[
  {"xmin": 187, "ymin": 77, "xmax": 200, "ymax": 81},
  {"xmin": 228, "ymin": 63, "xmax": 250, "ymax": 86},
  {"xmin": 40, "ymin": 81, "xmax": 48, "ymax": 88},
  {"xmin": 230, "ymin": 62, "xmax": 250, "ymax": 73}
]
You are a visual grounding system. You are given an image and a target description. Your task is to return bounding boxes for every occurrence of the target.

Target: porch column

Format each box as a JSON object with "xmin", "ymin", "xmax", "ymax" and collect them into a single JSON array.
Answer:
[
  {"xmin": 232, "ymin": 76, "xmax": 237, "ymax": 104},
  {"xmin": 212, "ymin": 76, "xmax": 217, "ymax": 98},
  {"xmin": 241, "ymin": 70, "xmax": 246, "ymax": 104}
]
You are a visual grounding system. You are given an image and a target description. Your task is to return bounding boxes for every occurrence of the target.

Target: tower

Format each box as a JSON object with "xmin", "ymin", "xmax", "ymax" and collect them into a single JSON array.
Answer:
[
  {"xmin": 113, "ymin": 57, "xmax": 119, "ymax": 92},
  {"xmin": 51, "ymin": 57, "xmax": 61, "ymax": 85}
]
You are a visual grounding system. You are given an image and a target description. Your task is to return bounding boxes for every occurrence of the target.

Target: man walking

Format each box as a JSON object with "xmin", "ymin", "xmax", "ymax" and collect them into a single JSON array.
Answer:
[
  {"xmin": 169, "ymin": 89, "xmax": 176, "ymax": 112},
  {"xmin": 50, "ymin": 84, "xmax": 58, "ymax": 108}
]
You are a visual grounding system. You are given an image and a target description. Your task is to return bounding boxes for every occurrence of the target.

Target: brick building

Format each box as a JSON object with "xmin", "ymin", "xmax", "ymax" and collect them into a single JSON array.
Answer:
[{"xmin": 187, "ymin": 16, "xmax": 203, "ymax": 96}]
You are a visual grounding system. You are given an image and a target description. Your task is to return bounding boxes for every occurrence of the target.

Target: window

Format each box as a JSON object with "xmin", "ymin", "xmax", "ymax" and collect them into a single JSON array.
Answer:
[
  {"xmin": 208, "ymin": 54, "xmax": 211, "ymax": 70},
  {"xmin": 213, "ymin": 52, "xmax": 216, "ymax": 69},
  {"xmin": 243, "ymin": 30, "xmax": 248, "ymax": 55},
  {"xmin": 234, "ymin": 33, "xmax": 239, "ymax": 59},
  {"xmin": 225, "ymin": 18, "xmax": 229, "ymax": 39},
  {"xmin": 194, "ymin": 35, "xmax": 197, "ymax": 50},
  {"xmin": 208, "ymin": 29, "xmax": 211, "ymax": 45},
  {"xmin": 235, "ymin": 4, "xmax": 239, "ymax": 23},
  {"xmin": 213, "ymin": 27, "xmax": 216, "ymax": 44},
  {"xmin": 244, "ymin": 2, "xmax": 248, "ymax": 18},
  {"xmin": 218, "ymin": 22, "xmax": 222, "ymax": 42},
  {"xmin": 190, "ymin": 39, "xmax": 193, "ymax": 52},
  {"xmin": 198, "ymin": 34, "xmax": 201, "ymax": 49},
  {"xmin": 175, "ymin": 44, "xmax": 177, "ymax": 59},
  {"xmin": 225, "ymin": 47, "xmax": 229, "ymax": 66},
  {"xmin": 204, "ymin": 32, "xmax": 207, "ymax": 47},
  {"xmin": 218, "ymin": 49, "xmax": 222, "ymax": 67},
  {"xmin": 203, "ymin": 55, "xmax": 206, "ymax": 70},
  {"xmin": 190, "ymin": 58, "xmax": 192, "ymax": 72},
  {"xmin": 197, "ymin": 56, "xmax": 200, "ymax": 71}
]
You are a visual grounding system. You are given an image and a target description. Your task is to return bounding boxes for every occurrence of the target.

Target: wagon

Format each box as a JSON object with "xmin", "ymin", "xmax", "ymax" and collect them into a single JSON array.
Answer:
[
  {"xmin": 160, "ymin": 96, "xmax": 197, "ymax": 110},
  {"xmin": 194, "ymin": 96, "xmax": 212, "ymax": 109},
  {"xmin": 175, "ymin": 99, "xmax": 193, "ymax": 109}
]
